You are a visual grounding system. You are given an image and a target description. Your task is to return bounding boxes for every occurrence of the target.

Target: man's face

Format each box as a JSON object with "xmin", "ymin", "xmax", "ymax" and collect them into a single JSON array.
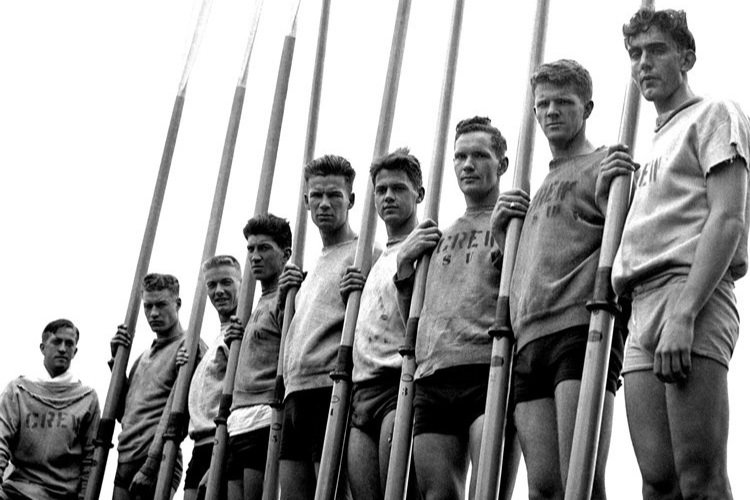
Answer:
[
  {"xmin": 453, "ymin": 131, "xmax": 504, "ymax": 200},
  {"xmin": 246, "ymin": 234, "xmax": 288, "ymax": 283},
  {"xmin": 204, "ymin": 265, "xmax": 241, "ymax": 318},
  {"xmin": 373, "ymin": 169, "xmax": 423, "ymax": 228},
  {"xmin": 40, "ymin": 327, "xmax": 78, "ymax": 377},
  {"xmin": 534, "ymin": 82, "xmax": 591, "ymax": 146},
  {"xmin": 304, "ymin": 175, "xmax": 354, "ymax": 234},
  {"xmin": 142, "ymin": 289, "xmax": 180, "ymax": 334},
  {"xmin": 626, "ymin": 26, "xmax": 691, "ymax": 105}
]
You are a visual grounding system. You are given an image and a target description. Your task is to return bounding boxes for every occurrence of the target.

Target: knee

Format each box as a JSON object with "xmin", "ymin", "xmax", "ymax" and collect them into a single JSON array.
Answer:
[
  {"xmin": 527, "ymin": 485, "xmax": 562, "ymax": 500},
  {"xmin": 640, "ymin": 477, "xmax": 681, "ymax": 500},
  {"xmin": 678, "ymin": 467, "xmax": 731, "ymax": 500}
]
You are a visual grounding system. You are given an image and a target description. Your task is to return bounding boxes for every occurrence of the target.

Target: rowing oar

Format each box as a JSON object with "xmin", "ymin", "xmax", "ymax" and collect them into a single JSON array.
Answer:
[
  {"xmin": 563, "ymin": 1, "xmax": 653, "ymax": 498},
  {"xmin": 152, "ymin": 3, "xmax": 300, "ymax": 498},
  {"xmin": 382, "ymin": 2, "xmax": 464, "ymax": 500},
  {"xmin": 83, "ymin": 1, "xmax": 214, "ymax": 498},
  {"xmin": 473, "ymin": 2, "xmax": 549, "ymax": 500},
  {"xmin": 261, "ymin": 2, "xmax": 331, "ymax": 500},
  {"xmin": 314, "ymin": 2, "xmax": 412, "ymax": 499}
]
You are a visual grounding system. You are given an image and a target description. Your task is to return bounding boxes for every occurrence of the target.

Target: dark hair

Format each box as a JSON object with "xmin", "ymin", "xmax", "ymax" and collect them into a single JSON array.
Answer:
[
  {"xmin": 623, "ymin": 8, "xmax": 695, "ymax": 52},
  {"xmin": 202, "ymin": 255, "xmax": 241, "ymax": 274},
  {"xmin": 142, "ymin": 273, "xmax": 180, "ymax": 296},
  {"xmin": 304, "ymin": 154, "xmax": 356, "ymax": 190},
  {"xmin": 242, "ymin": 213, "xmax": 292, "ymax": 249},
  {"xmin": 455, "ymin": 116, "xmax": 507, "ymax": 159},
  {"xmin": 531, "ymin": 59, "xmax": 593, "ymax": 103},
  {"xmin": 42, "ymin": 318, "xmax": 79, "ymax": 342},
  {"xmin": 369, "ymin": 147, "xmax": 423, "ymax": 190}
]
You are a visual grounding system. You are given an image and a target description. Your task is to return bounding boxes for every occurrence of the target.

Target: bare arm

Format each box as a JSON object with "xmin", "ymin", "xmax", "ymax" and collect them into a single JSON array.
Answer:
[{"xmin": 654, "ymin": 158, "xmax": 748, "ymax": 383}]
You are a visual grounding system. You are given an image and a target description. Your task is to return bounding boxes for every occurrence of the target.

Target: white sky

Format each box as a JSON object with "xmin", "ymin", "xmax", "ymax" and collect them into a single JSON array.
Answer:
[{"xmin": 1, "ymin": 1, "xmax": 748, "ymax": 498}]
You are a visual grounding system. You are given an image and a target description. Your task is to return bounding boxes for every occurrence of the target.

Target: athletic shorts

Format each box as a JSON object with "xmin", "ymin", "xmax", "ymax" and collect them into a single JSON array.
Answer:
[
  {"xmin": 513, "ymin": 325, "xmax": 625, "ymax": 404},
  {"xmin": 227, "ymin": 426, "xmax": 271, "ymax": 480},
  {"xmin": 413, "ymin": 364, "xmax": 489, "ymax": 437},
  {"xmin": 184, "ymin": 442, "xmax": 212, "ymax": 489},
  {"xmin": 622, "ymin": 276, "xmax": 739, "ymax": 374},
  {"xmin": 279, "ymin": 387, "xmax": 331, "ymax": 462},
  {"xmin": 350, "ymin": 370, "xmax": 401, "ymax": 440},
  {"xmin": 114, "ymin": 454, "xmax": 183, "ymax": 494}
]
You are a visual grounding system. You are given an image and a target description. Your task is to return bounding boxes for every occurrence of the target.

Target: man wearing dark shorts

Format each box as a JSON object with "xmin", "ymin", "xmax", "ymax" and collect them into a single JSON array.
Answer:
[
  {"xmin": 492, "ymin": 59, "xmax": 633, "ymax": 499},
  {"xmin": 278, "ymin": 155, "xmax": 379, "ymax": 500},
  {"xmin": 340, "ymin": 149, "xmax": 426, "ymax": 499},
  {"xmin": 224, "ymin": 214, "xmax": 291, "ymax": 500},
  {"xmin": 395, "ymin": 117, "xmax": 508, "ymax": 500}
]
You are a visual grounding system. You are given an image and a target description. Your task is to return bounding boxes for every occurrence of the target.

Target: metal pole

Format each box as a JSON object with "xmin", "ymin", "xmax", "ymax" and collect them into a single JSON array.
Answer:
[
  {"xmin": 563, "ymin": 1, "xmax": 653, "ymax": 498},
  {"xmin": 261, "ymin": 2, "xmax": 331, "ymax": 499},
  {"xmin": 383, "ymin": 2, "xmax": 464, "ymax": 499},
  {"xmin": 314, "ymin": 1, "xmax": 412, "ymax": 499},
  {"xmin": 84, "ymin": 1, "xmax": 214, "ymax": 497},
  {"xmin": 473, "ymin": 1, "xmax": 550, "ymax": 499},
  {"xmin": 152, "ymin": 3, "xmax": 299, "ymax": 498}
]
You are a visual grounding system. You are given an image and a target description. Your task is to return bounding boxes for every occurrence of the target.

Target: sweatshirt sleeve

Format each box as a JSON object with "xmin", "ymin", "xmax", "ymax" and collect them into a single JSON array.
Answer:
[
  {"xmin": 0, "ymin": 381, "xmax": 20, "ymax": 481},
  {"xmin": 77, "ymin": 392, "xmax": 101, "ymax": 500},
  {"xmin": 139, "ymin": 384, "xmax": 176, "ymax": 479}
]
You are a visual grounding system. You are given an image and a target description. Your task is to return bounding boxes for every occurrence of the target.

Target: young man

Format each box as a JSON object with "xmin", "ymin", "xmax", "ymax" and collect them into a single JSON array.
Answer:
[
  {"xmin": 110, "ymin": 273, "xmax": 192, "ymax": 499},
  {"xmin": 277, "ymin": 154, "xmax": 376, "ymax": 500},
  {"xmin": 175, "ymin": 255, "xmax": 243, "ymax": 500},
  {"xmin": 0, "ymin": 319, "xmax": 100, "ymax": 500},
  {"xmin": 395, "ymin": 117, "xmax": 507, "ymax": 500},
  {"xmin": 492, "ymin": 59, "xmax": 633, "ymax": 499},
  {"xmin": 224, "ymin": 214, "xmax": 291, "ymax": 500},
  {"xmin": 341, "ymin": 148, "xmax": 426, "ymax": 500},
  {"xmin": 605, "ymin": 9, "xmax": 750, "ymax": 499}
]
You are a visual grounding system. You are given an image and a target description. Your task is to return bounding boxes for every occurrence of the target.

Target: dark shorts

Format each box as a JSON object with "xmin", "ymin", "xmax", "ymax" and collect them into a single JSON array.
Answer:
[
  {"xmin": 184, "ymin": 442, "xmax": 213, "ymax": 489},
  {"xmin": 114, "ymin": 454, "xmax": 183, "ymax": 494},
  {"xmin": 227, "ymin": 426, "xmax": 271, "ymax": 480},
  {"xmin": 350, "ymin": 371, "xmax": 401, "ymax": 440},
  {"xmin": 413, "ymin": 364, "xmax": 489, "ymax": 437},
  {"xmin": 513, "ymin": 324, "xmax": 625, "ymax": 404},
  {"xmin": 279, "ymin": 387, "xmax": 331, "ymax": 462}
]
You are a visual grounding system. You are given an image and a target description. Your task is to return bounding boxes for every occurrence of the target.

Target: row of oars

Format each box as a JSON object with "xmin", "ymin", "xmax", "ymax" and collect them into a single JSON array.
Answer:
[{"xmin": 85, "ymin": 0, "xmax": 650, "ymax": 498}]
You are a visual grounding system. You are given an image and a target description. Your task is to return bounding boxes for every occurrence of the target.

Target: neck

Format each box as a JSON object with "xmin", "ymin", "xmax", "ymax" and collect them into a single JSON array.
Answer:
[
  {"xmin": 465, "ymin": 186, "xmax": 499, "ymax": 210},
  {"xmin": 219, "ymin": 307, "xmax": 237, "ymax": 324},
  {"xmin": 260, "ymin": 277, "xmax": 279, "ymax": 294},
  {"xmin": 549, "ymin": 127, "xmax": 594, "ymax": 160},
  {"xmin": 156, "ymin": 322, "xmax": 183, "ymax": 339},
  {"xmin": 320, "ymin": 222, "xmax": 356, "ymax": 248},
  {"xmin": 386, "ymin": 214, "xmax": 418, "ymax": 242},
  {"xmin": 655, "ymin": 82, "xmax": 694, "ymax": 116}
]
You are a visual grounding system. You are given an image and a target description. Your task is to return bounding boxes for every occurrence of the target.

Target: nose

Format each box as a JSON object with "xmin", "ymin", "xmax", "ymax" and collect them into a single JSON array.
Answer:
[
  {"xmin": 319, "ymin": 194, "xmax": 332, "ymax": 209},
  {"xmin": 547, "ymin": 101, "xmax": 560, "ymax": 116},
  {"xmin": 384, "ymin": 187, "xmax": 396, "ymax": 201}
]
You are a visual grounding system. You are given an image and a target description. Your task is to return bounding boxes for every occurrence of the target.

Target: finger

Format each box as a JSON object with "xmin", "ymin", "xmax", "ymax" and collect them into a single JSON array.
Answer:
[
  {"xmin": 671, "ymin": 352, "xmax": 686, "ymax": 382},
  {"xmin": 681, "ymin": 349, "xmax": 692, "ymax": 377}
]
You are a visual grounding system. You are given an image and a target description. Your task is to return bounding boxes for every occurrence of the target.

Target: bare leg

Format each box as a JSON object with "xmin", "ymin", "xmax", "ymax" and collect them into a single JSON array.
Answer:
[
  {"xmin": 183, "ymin": 488, "xmax": 198, "ymax": 500},
  {"xmin": 347, "ymin": 427, "xmax": 381, "ymax": 500},
  {"xmin": 243, "ymin": 468, "xmax": 265, "ymax": 500},
  {"xmin": 514, "ymin": 399, "xmax": 562, "ymax": 500},
  {"xmin": 497, "ymin": 415, "xmax": 521, "ymax": 500},
  {"xmin": 413, "ymin": 432, "xmax": 469, "ymax": 500},
  {"xmin": 378, "ymin": 410, "xmax": 397, "ymax": 491},
  {"xmin": 227, "ymin": 480, "xmax": 243, "ymax": 500},
  {"xmin": 280, "ymin": 460, "xmax": 316, "ymax": 500},
  {"xmin": 467, "ymin": 415, "xmax": 485, "ymax": 500}
]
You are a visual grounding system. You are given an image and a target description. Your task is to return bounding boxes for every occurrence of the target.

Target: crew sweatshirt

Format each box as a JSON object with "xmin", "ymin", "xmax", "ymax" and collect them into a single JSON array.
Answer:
[{"xmin": 0, "ymin": 376, "xmax": 100, "ymax": 500}]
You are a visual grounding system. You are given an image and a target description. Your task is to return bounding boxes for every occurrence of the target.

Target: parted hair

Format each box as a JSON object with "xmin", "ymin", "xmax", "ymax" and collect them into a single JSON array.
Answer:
[
  {"xmin": 142, "ymin": 273, "xmax": 180, "ymax": 296},
  {"xmin": 202, "ymin": 255, "xmax": 241, "ymax": 274},
  {"xmin": 304, "ymin": 154, "xmax": 356, "ymax": 190},
  {"xmin": 455, "ymin": 116, "xmax": 507, "ymax": 159},
  {"xmin": 243, "ymin": 213, "xmax": 292, "ymax": 250},
  {"xmin": 623, "ymin": 8, "xmax": 695, "ymax": 52},
  {"xmin": 531, "ymin": 59, "xmax": 593, "ymax": 103},
  {"xmin": 370, "ymin": 147, "xmax": 423, "ymax": 190},
  {"xmin": 42, "ymin": 318, "xmax": 79, "ymax": 342}
]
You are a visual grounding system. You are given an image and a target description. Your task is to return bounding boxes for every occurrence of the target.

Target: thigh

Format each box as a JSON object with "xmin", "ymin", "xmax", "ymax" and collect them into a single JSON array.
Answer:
[
  {"xmin": 279, "ymin": 460, "xmax": 316, "ymax": 500},
  {"xmin": 666, "ymin": 356, "xmax": 731, "ymax": 497},
  {"xmin": 514, "ymin": 398, "xmax": 562, "ymax": 498},
  {"xmin": 623, "ymin": 370, "xmax": 679, "ymax": 494},
  {"xmin": 243, "ymin": 468, "xmax": 265, "ymax": 500},
  {"xmin": 377, "ymin": 409, "xmax": 397, "ymax": 490},
  {"xmin": 413, "ymin": 432, "xmax": 468, "ymax": 500},
  {"xmin": 347, "ymin": 426, "xmax": 381, "ymax": 500}
]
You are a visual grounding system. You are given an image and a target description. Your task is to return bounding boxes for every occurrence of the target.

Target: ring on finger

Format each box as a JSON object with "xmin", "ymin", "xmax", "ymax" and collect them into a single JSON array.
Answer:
[{"xmin": 510, "ymin": 202, "xmax": 516, "ymax": 210}]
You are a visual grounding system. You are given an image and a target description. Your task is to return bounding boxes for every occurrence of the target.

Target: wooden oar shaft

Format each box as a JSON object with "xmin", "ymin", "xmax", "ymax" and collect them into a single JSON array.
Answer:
[
  {"xmin": 474, "ymin": 2, "xmax": 549, "ymax": 500},
  {"xmin": 204, "ymin": 25, "xmax": 298, "ymax": 500},
  {"xmin": 261, "ymin": 2, "xmax": 331, "ymax": 498},
  {"xmin": 564, "ymin": 3, "xmax": 652, "ymax": 498},
  {"xmin": 84, "ymin": 91, "xmax": 185, "ymax": 500},
  {"xmin": 384, "ymin": 2, "xmax": 464, "ymax": 499},
  {"xmin": 314, "ymin": 3, "xmax": 412, "ymax": 500}
]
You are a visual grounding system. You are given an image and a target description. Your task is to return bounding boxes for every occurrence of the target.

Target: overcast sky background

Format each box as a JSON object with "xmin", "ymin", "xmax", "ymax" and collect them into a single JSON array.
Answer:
[{"xmin": 1, "ymin": 1, "xmax": 749, "ymax": 498}]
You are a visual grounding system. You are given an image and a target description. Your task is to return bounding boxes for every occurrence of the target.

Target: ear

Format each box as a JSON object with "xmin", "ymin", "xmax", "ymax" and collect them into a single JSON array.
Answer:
[
  {"xmin": 283, "ymin": 247, "xmax": 292, "ymax": 261},
  {"xmin": 176, "ymin": 297, "xmax": 182, "ymax": 309},
  {"xmin": 498, "ymin": 156, "xmax": 510, "ymax": 177},
  {"xmin": 71, "ymin": 346, "xmax": 78, "ymax": 360},
  {"xmin": 39, "ymin": 342, "xmax": 45, "ymax": 355},
  {"xmin": 681, "ymin": 49, "xmax": 696, "ymax": 72},
  {"xmin": 304, "ymin": 193, "xmax": 310, "ymax": 210},
  {"xmin": 416, "ymin": 186, "xmax": 426, "ymax": 204},
  {"xmin": 348, "ymin": 192, "xmax": 355, "ymax": 209},
  {"xmin": 583, "ymin": 100, "xmax": 594, "ymax": 119}
]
